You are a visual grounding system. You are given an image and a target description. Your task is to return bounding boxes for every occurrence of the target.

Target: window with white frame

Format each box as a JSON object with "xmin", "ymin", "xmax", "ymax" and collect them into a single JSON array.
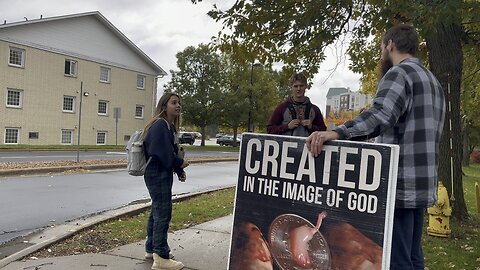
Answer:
[
  {"xmin": 98, "ymin": 100, "xmax": 109, "ymax": 115},
  {"xmin": 136, "ymin": 75, "xmax": 145, "ymax": 89},
  {"xmin": 96, "ymin": 131, "xmax": 107, "ymax": 145},
  {"xmin": 135, "ymin": 105, "xmax": 144, "ymax": 119},
  {"xmin": 61, "ymin": 129, "xmax": 73, "ymax": 144},
  {"xmin": 6, "ymin": 89, "xmax": 23, "ymax": 108},
  {"xmin": 100, "ymin": 67, "xmax": 110, "ymax": 83},
  {"xmin": 64, "ymin": 59, "xmax": 77, "ymax": 76},
  {"xmin": 63, "ymin": 96, "xmax": 75, "ymax": 112},
  {"xmin": 4, "ymin": 128, "xmax": 19, "ymax": 144},
  {"xmin": 9, "ymin": 47, "xmax": 25, "ymax": 67}
]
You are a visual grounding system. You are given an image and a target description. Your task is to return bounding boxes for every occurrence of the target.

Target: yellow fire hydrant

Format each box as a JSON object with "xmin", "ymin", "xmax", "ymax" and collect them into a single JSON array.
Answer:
[{"xmin": 427, "ymin": 181, "xmax": 452, "ymax": 237}]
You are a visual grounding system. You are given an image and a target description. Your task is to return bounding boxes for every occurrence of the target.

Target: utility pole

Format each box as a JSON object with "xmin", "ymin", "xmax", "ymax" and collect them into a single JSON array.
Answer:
[
  {"xmin": 76, "ymin": 82, "xmax": 89, "ymax": 162},
  {"xmin": 248, "ymin": 62, "xmax": 261, "ymax": 132}
]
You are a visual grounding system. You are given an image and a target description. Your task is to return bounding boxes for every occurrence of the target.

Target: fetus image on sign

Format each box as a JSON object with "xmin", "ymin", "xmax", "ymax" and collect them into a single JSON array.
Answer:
[
  {"xmin": 289, "ymin": 211, "xmax": 327, "ymax": 268},
  {"xmin": 323, "ymin": 222, "xmax": 383, "ymax": 270},
  {"xmin": 269, "ymin": 212, "xmax": 331, "ymax": 270},
  {"xmin": 230, "ymin": 222, "xmax": 273, "ymax": 270}
]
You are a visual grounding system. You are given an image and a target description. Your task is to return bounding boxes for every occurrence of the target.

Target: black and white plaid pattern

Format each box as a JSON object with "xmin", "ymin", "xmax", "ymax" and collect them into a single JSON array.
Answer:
[{"xmin": 335, "ymin": 58, "xmax": 446, "ymax": 208}]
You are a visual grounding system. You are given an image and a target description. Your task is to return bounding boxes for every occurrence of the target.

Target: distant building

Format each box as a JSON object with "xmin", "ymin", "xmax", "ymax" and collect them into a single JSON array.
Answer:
[
  {"xmin": 325, "ymin": 87, "xmax": 373, "ymax": 117},
  {"xmin": 0, "ymin": 11, "xmax": 166, "ymax": 145}
]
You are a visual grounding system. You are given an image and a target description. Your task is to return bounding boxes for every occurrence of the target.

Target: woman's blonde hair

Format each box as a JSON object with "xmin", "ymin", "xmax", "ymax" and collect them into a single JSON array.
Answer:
[{"xmin": 143, "ymin": 92, "xmax": 181, "ymax": 135}]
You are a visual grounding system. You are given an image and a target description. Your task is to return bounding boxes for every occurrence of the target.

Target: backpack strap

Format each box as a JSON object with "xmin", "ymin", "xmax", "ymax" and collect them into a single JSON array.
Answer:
[
  {"xmin": 287, "ymin": 103, "xmax": 297, "ymax": 120},
  {"xmin": 161, "ymin": 117, "xmax": 171, "ymax": 131},
  {"xmin": 145, "ymin": 156, "xmax": 152, "ymax": 168},
  {"xmin": 287, "ymin": 103, "xmax": 297, "ymax": 136},
  {"xmin": 304, "ymin": 102, "xmax": 312, "ymax": 120}
]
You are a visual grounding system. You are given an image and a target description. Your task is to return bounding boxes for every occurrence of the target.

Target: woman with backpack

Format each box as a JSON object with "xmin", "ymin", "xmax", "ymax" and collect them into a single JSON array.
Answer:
[{"xmin": 142, "ymin": 92, "xmax": 188, "ymax": 270}]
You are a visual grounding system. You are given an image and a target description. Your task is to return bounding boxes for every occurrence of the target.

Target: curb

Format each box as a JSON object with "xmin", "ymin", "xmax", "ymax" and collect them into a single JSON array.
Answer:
[
  {"xmin": 0, "ymin": 185, "xmax": 236, "ymax": 269},
  {"xmin": 0, "ymin": 157, "xmax": 238, "ymax": 177}
]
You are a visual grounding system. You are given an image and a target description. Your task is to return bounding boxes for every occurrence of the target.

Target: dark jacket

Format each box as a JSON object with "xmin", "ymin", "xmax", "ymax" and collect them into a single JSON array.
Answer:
[{"xmin": 143, "ymin": 119, "xmax": 183, "ymax": 174}]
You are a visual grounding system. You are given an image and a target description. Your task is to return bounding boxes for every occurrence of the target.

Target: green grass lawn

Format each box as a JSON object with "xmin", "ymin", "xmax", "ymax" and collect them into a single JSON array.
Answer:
[
  {"xmin": 32, "ymin": 188, "xmax": 235, "ymax": 258},
  {"xmin": 0, "ymin": 144, "xmax": 126, "ymax": 150},
  {"xmin": 182, "ymin": 144, "xmax": 239, "ymax": 152},
  {"xmin": 422, "ymin": 164, "xmax": 480, "ymax": 270}
]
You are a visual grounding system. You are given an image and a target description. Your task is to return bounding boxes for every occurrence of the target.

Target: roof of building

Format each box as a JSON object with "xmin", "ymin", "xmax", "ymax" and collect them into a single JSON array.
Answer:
[
  {"xmin": 0, "ymin": 11, "xmax": 166, "ymax": 76},
  {"xmin": 326, "ymin": 87, "xmax": 350, "ymax": 97}
]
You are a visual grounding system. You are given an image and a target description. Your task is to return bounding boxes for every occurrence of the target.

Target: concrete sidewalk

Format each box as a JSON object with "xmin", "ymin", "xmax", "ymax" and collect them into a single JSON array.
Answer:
[{"xmin": 1, "ymin": 215, "xmax": 233, "ymax": 270}]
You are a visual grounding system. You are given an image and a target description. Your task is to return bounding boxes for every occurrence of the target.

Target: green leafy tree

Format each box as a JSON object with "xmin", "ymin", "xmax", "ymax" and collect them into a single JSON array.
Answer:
[
  {"xmin": 192, "ymin": 0, "xmax": 480, "ymax": 219},
  {"xmin": 217, "ymin": 56, "xmax": 250, "ymax": 143},
  {"xmin": 219, "ymin": 56, "xmax": 283, "ymax": 139},
  {"xmin": 461, "ymin": 43, "xmax": 480, "ymax": 166},
  {"xmin": 164, "ymin": 44, "xmax": 223, "ymax": 146},
  {"xmin": 251, "ymin": 66, "xmax": 285, "ymax": 132}
]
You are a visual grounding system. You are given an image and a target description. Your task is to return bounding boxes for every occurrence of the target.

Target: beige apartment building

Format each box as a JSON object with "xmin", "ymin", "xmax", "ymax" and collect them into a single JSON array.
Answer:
[{"xmin": 0, "ymin": 11, "xmax": 166, "ymax": 145}]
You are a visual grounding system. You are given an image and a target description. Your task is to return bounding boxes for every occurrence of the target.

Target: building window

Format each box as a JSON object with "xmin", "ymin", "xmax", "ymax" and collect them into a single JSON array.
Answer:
[
  {"xmin": 124, "ymin": 135, "xmax": 131, "ymax": 141},
  {"xmin": 64, "ymin": 59, "xmax": 77, "ymax": 76},
  {"xmin": 135, "ymin": 105, "xmax": 144, "ymax": 119},
  {"xmin": 5, "ymin": 128, "xmax": 19, "ymax": 144},
  {"xmin": 98, "ymin": 100, "xmax": 109, "ymax": 116},
  {"xmin": 61, "ymin": 129, "xmax": 73, "ymax": 144},
  {"xmin": 96, "ymin": 131, "xmax": 107, "ymax": 145},
  {"xmin": 100, "ymin": 67, "xmax": 110, "ymax": 83},
  {"xmin": 9, "ymin": 47, "xmax": 25, "ymax": 67},
  {"xmin": 137, "ymin": 75, "xmax": 145, "ymax": 89},
  {"xmin": 63, "ymin": 96, "xmax": 75, "ymax": 112},
  {"xmin": 28, "ymin": 132, "xmax": 39, "ymax": 139},
  {"xmin": 6, "ymin": 89, "xmax": 23, "ymax": 108}
]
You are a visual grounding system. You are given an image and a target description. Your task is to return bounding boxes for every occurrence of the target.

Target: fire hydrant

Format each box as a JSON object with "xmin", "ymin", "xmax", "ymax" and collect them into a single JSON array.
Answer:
[{"xmin": 427, "ymin": 181, "xmax": 452, "ymax": 237}]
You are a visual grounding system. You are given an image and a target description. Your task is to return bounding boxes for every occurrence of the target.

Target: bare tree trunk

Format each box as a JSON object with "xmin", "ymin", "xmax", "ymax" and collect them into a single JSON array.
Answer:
[
  {"xmin": 201, "ymin": 126, "xmax": 206, "ymax": 146},
  {"xmin": 426, "ymin": 23, "xmax": 468, "ymax": 220},
  {"xmin": 233, "ymin": 126, "xmax": 239, "ymax": 147}
]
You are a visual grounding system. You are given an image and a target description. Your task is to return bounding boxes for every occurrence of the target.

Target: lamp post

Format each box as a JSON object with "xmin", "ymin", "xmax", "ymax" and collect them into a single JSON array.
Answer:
[
  {"xmin": 76, "ymin": 82, "xmax": 89, "ymax": 162},
  {"xmin": 248, "ymin": 62, "xmax": 261, "ymax": 132}
]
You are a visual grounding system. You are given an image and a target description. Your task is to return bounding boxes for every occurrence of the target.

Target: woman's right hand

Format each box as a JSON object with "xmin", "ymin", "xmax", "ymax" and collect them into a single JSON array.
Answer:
[{"xmin": 181, "ymin": 160, "xmax": 189, "ymax": 169}]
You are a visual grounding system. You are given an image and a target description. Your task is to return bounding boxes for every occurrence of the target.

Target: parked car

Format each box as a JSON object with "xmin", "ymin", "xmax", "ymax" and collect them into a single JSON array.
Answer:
[
  {"xmin": 178, "ymin": 132, "xmax": 195, "ymax": 145},
  {"xmin": 215, "ymin": 132, "xmax": 225, "ymax": 138},
  {"xmin": 192, "ymin": 132, "xmax": 202, "ymax": 139},
  {"xmin": 216, "ymin": 135, "xmax": 241, "ymax": 146}
]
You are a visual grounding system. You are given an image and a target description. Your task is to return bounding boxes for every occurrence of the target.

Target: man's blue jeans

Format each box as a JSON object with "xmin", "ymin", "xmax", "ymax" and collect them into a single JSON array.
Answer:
[
  {"xmin": 144, "ymin": 167, "xmax": 173, "ymax": 259},
  {"xmin": 390, "ymin": 208, "xmax": 425, "ymax": 270}
]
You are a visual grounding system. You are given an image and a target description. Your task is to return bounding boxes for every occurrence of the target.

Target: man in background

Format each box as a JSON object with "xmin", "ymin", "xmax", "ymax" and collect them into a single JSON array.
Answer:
[{"xmin": 267, "ymin": 72, "xmax": 327, "ymax": 136}]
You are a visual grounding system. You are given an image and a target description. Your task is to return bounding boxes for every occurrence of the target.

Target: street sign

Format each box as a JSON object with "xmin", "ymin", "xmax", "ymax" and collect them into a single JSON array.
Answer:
[{"xmin": 114, "ymin": 107, "xmax": 121, "ymax": 119}]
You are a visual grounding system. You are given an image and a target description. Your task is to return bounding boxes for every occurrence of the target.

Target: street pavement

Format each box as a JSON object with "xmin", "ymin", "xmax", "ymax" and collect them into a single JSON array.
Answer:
[
  {"xmin": 0, "ymin": 156, "xmax": 238, "ymax": 269},
  {"xmin": 0, "ymin": 161, "xmax": 239, "ymax": 245},
  {"xmin": 1, "ymin": 215, "xmax": 233, "ymax": 270}
]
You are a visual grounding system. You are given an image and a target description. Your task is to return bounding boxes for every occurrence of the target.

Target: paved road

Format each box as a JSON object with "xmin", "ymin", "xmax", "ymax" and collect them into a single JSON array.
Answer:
[{"xmin": 0, "ymin": 162, "xmax": 239, "ymax": 245}]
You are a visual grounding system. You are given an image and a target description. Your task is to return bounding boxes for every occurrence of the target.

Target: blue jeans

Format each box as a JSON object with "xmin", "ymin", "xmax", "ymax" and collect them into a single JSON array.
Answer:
[
  {"xmin": 390, "ymin": 208, "xmax": 425, "ymax": 270},
  {"xmin": 144, "ymin": 167, "xmax": 173, "ymax": 259}
]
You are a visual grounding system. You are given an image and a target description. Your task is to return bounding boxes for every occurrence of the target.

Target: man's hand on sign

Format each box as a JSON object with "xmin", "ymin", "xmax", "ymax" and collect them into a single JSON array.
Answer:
[{"xmin": 306, "ymin": 131, "xmax": 339, "ymax": 157}]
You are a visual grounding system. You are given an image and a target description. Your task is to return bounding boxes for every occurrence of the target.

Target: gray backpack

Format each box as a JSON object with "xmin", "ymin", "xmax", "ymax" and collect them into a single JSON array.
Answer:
[{"xmin": 125, "ymin": 118, "xmax": 170, "ymax": 176}]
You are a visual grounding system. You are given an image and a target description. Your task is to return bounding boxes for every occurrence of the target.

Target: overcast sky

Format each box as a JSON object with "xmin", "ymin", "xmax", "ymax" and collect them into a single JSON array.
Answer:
[{"xmin": 1, "ymin": 0, "xmax": 361, "ymax": 112}]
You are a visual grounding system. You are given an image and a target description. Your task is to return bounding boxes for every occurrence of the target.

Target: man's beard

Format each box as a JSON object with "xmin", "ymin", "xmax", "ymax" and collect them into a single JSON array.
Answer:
[{"xmin": 380, "ymin": 57, "xmax": 393, "ymax": 79}]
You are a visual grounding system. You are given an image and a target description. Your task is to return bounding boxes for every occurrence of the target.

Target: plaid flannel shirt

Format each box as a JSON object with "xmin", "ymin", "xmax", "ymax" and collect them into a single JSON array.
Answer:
[{"xmin": 335, "ymin": 58, "xmax": 446, "ymax": 208}]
